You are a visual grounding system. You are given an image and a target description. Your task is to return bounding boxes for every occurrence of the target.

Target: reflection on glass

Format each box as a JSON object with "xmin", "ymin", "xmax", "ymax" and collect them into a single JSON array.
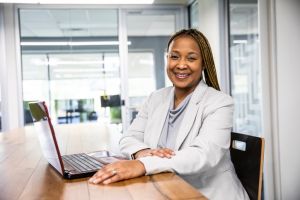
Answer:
[
  {"xmin": 19, "ymin": 9, "xmax": 121, "ymax": 126},
  {"xmin": 188, "ymin": 0, "xmax": 199, "ymax": 28},
  {"xmin": 229, "ymin": 0, "xmax": 262, "ymax": 136}
]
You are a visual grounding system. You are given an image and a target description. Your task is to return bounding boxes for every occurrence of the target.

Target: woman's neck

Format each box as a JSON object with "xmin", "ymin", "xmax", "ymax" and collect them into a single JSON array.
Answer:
[{"xmin": 173, "ymin": 87, "xmax": 194, "ymax": 109}]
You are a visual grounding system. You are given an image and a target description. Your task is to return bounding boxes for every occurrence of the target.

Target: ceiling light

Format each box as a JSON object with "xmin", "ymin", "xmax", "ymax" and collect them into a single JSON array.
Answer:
[
  {"xmin": 233, "ymin": 40, "xmax": 248, "ymax": 44},
  {"xmin": 0, "ymin": 0, "xmax": 154, "ymax": 4},
  {"xmin": 21, "ymin": 41, "xmax": 131, "ymax": 46}
]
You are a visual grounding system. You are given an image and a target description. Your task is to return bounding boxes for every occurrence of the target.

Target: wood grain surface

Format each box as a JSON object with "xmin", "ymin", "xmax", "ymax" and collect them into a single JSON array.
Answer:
[{"xmin": 0, "ymin": 123, "xmax": 207, "ymax": 200}]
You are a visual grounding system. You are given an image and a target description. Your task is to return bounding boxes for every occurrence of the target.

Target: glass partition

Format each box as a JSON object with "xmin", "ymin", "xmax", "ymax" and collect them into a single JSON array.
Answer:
[
  {"xmin": 19, "ymin": 7, "xmax": 185, "ymax": 128},
  {"xmin": 228, "ymin": 0, "xmax": 262, "ymax": 136},
  {"xmin": 19, "ymin": 9, "xmax": 121, "ymax": 125}
]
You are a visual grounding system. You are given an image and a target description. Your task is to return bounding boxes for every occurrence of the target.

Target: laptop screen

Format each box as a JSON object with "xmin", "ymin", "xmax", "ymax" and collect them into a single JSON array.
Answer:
[{"xmin": 29, "ymin": 102, "xmax": 64, "ymax": 175}]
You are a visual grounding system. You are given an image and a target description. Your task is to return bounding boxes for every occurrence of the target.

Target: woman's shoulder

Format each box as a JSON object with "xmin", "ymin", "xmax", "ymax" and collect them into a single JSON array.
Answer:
[
  {"xmin": 149, "ymin": 86, "xmax": 173, "ymax": 99},
  {"xmin": 143, "ymin": 86, "xmax": 173, "ymax": 107}
]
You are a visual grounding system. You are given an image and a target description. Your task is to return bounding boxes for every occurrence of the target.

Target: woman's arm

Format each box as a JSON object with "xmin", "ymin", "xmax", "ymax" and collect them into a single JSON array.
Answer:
[
  {"xmin": 138, "ymin": 95, "xmax": 233, "ymax": 176},
  {"xmin": 89, "ymin": 95, "xmax": 233, "ymax": 185}
]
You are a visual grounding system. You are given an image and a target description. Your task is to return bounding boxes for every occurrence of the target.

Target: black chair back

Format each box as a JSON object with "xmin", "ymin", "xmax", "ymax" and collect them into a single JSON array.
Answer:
[{"xmin": 230, "ymin": 132, "xmax": 265, "ymax": 200}]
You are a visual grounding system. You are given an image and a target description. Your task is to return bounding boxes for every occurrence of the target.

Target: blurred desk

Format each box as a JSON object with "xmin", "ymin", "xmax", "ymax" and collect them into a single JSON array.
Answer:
[{"xmin": 0, "ymin": 123, "xmax": 207, "ymax": 200}]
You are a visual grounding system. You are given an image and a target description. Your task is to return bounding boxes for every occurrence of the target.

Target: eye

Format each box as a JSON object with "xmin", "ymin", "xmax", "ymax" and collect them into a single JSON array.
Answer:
[
  {"xmin": 169, "ymin": 53, "xmax": 180, "ymax": 60},
  {"xmin": 187, "ymin": 56, "xmax": 197, "ymax": 62}
]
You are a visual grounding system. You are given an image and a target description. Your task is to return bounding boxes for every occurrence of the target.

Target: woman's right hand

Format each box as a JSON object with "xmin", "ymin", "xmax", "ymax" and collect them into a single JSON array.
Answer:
[{"xmin": 134, "ymin": 148, "xmax": 175, "ymax": 159}]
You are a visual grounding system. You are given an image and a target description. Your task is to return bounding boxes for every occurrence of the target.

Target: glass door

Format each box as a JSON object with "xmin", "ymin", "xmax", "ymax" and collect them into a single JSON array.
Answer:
[{"xmin": 228, "ymin": 0, "xmax": 261, "ymax": 136}]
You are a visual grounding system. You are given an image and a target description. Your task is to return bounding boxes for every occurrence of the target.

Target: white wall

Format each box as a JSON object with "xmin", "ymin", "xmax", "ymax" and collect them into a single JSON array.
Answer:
[
  {"xmin": 275, "ymin": 0, "xmax": 300, "ymax": 199},
  {"xmin": 0, "ymin": 4, "xmax": 23, "ymax": 131}
]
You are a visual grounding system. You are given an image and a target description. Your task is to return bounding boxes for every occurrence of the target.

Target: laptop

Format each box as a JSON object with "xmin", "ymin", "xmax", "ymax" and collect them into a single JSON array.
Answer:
[{"xmin": 29, "ymin": 101, "xmax": 120, "ymax": 179}]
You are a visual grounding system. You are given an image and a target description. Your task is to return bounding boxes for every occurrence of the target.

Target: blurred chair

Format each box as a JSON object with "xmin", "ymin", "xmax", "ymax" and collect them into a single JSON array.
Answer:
[
  {"xmin": 230, "ymin": 132, "xmax": 265, "ymax": 200},
  {"xmin": 24, "ymin": 109, "xmax": 34, "ymax": 124},
  {"xmin": 88, "ymin": 111, "xmax": 98, "ymax": 121}
]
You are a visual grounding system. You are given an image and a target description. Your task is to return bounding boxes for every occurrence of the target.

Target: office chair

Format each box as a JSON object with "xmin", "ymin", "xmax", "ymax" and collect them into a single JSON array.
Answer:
[{"xmin": 230, "ymin": 132, "xmax": 265, "ymax": 200}]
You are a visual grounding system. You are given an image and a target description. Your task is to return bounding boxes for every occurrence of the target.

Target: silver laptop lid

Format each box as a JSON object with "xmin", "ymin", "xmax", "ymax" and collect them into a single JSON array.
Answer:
[{"xmin": 29, "ymin": 101, "xmax": 64, "ymax": 175}]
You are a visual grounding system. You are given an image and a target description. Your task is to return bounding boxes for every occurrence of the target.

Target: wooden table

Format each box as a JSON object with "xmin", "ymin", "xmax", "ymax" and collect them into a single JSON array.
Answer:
[{"xmin": 0, "ymin": 123, "xmax": 207, "ymax": 200}]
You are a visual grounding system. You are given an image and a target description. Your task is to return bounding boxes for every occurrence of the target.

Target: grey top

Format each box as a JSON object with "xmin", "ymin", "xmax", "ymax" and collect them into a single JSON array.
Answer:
[{"xmin": 157, "ymin": 91, "xmax": 193, "ymax": 149}]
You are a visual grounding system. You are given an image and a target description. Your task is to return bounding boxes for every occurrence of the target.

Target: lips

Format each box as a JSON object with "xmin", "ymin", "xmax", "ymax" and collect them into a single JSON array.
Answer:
[{"xmin": 175, "ymin": 73, "xmax": 189, "ymax": 79}]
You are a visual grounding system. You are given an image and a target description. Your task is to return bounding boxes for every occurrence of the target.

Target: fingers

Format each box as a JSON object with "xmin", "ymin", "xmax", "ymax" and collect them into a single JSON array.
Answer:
[
  {"xmin": 88, "ymin": 160, "xmax": 146, "ymax": 185},
  {"xmin": 149, "ymin": 148, "xmax": 175, "ymax": 158},
  {"xmin": 89, "ymin": 167, "xmax": 119, "ymax": 184},
  {"xmin": 134, "ymin": 148, "xmax": 176, "ymax": 159},
  {"xmin": 134, "ymin": 149, "xmax": 152, "ymax": 159},
  {"xmin": 102, "ymin": 172, "xmax": 121, "ymax": 185}
]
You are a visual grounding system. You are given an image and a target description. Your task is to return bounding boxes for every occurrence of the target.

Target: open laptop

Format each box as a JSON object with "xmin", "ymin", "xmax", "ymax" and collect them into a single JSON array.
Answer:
[{"xmin": 29, "ymin": 101, "xmax": 113, "ymax": 179}]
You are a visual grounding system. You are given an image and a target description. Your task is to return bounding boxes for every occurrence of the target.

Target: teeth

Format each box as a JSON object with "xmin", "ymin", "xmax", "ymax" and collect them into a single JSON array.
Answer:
[{"xmin": 176, "ymin": 73, "xmax": 189, "ymax": 79}]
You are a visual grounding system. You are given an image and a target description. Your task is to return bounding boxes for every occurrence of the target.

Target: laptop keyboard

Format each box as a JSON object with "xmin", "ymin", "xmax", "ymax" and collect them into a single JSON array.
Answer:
[{"xmin": 62, "ymin": 154, "xmax": 103, "ymax": 172}]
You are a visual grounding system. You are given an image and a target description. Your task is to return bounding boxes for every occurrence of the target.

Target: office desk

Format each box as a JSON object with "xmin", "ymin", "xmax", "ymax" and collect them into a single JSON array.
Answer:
[{"xmin": 0, "ymin": 123, "xmax": 207, "ymax": 200}]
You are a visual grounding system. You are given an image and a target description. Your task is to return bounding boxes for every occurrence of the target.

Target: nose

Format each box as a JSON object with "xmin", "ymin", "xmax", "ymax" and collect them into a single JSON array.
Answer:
[
  {"xmin": 176, "ymin": 59, "xmax": 188, "ymax": 69},
  {"xmin": 177, "ymin": 64, "xmax": 187, "ymax": 70},
  {"xmin": 176, "ymin": 61, "xmax": 187, "ymax": 69}
]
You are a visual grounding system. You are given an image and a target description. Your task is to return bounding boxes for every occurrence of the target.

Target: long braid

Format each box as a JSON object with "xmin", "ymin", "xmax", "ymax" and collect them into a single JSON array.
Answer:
[{"xmin": 167, "ymin": 29, "xmax": 220, "ymax": 91}]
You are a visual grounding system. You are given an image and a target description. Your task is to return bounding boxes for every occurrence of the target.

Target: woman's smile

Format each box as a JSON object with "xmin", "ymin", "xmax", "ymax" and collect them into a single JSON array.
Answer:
[{"xmin": 174, "ymin": 72, "xmax": 190, "ymax": 79}]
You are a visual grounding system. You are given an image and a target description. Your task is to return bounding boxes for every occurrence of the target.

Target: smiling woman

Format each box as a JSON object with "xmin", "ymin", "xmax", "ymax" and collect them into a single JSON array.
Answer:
[{"xmin": 90, "ymin": 29, "xmax": 250, "ymax": 200}]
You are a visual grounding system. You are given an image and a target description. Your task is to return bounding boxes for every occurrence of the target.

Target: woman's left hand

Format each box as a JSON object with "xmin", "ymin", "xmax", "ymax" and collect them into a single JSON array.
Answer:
[{"xmin": 88, "ymin": 160, "xmax": 146, "ymax": 185}]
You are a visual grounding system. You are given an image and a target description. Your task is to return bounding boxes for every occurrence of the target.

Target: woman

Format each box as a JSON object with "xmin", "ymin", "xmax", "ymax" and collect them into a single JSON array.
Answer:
[{"xmin": 89, "ymin": 29, "xmax": 249, "ymax": 200}]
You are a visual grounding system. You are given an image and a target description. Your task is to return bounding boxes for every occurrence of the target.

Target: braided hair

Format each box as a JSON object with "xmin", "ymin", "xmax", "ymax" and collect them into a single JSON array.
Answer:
[{"xmin": 167, "ymin": 28, "xmax": 220, "ymax": 91}]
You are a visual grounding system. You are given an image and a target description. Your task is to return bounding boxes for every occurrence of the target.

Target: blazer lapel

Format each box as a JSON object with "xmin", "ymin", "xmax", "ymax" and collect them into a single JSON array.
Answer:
[
  {"xmin": 175, "ymin": 80, "xmax": 208, "ymax": 150},
  {"xmin": 149, "ymin": 88, "xmax": 174, "ymax": 148}
]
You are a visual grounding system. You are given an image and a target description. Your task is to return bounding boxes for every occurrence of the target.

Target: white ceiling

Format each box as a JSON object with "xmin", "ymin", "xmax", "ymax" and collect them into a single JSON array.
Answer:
[
  {"xmin": 19, "ymin": 3, "xmax": 257, "ymax": 38},
  {"xmin": 20, "ymin": 9, "xmax": 176, "ymax": 38}
]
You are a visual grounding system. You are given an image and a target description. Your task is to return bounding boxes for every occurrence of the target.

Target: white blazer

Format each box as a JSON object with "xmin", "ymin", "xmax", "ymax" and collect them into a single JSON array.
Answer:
[{"xmin": 119, "ymin": 80, "xmax": 250, "ymax": 200}]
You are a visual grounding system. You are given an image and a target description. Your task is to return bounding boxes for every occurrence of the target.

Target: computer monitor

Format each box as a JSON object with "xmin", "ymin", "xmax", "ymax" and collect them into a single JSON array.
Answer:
[{"xmin": 100, "ymin": 95, "xmax": 121, "ymax": 107}]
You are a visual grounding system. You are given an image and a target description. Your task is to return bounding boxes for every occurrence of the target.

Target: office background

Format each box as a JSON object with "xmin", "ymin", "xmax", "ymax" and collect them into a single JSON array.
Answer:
[{"xmin": 0, "ymin": 0, "xmax": 299, "ymax": 199}]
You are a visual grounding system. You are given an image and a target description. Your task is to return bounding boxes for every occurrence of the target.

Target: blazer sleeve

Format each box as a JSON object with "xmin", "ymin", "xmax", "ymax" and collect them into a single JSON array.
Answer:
[
  {"xmin": 138, "ymin": 94, "xmax": 234, "ymax": 176},
  {"xmin": 119, "ymin": 93, "xmax": 153, "ymax": 159}
]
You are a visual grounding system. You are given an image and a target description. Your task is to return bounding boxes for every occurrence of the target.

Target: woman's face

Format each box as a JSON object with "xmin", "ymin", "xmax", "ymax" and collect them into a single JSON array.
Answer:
[{"xmin": 167, "ymin": 36, "xmax": 203, "ymax": 93}]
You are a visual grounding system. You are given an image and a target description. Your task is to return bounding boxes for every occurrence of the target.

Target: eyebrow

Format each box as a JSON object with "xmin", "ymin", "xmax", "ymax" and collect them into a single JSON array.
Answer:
[{"xmin": 169, "ymin": 50, "xmax": 200, "ymax": 56}]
